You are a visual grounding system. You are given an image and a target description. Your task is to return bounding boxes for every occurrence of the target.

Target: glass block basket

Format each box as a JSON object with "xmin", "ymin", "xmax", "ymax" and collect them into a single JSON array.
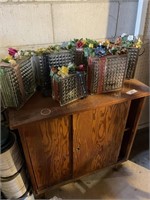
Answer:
[
  {"xmin": 32, "ymin": 54, "xmax": 51, "ymax": 90},
  {"xmin": 52, "ymin": 72, "xmax": 87, "ymax": 106},
  {"xmin": 88, "ymin": 54, "xmax": 127, "ymax": 94},
  {"xmin": 74, "ymin": 48, "xmax": 84, "ymax": 66},
  {"xmin": 33, "ymin": 50, "xmax": 74, "ymax": 96},
  {"xmin": 125, "ymin": 47, "xmax": 139, "ymax": 79},
  {"xmin": 48, "ymin": 50, "xmax": 74, "ymax": 67},
  {"xmin": 0, "ymin": 57, "xmax": 36, "ymax": 109}
]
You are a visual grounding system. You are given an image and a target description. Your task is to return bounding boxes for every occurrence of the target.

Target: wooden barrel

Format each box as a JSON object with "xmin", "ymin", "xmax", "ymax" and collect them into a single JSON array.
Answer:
[
  {"xmin": 1, "ymin": 167, "xmax": 28, "ymax": 199},
  {"xmin": 0, "ymin": 132, "xmax": 23, "ymax": 177}
]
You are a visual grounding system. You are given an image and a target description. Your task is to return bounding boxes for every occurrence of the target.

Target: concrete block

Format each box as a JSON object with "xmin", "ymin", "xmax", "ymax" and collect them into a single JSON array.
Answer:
[
  {"xmin": 116, "ymin": 1, "xmax": 138, "ymax": 35},
  {"xmin": 52, "ymin": 2, "xmax": 118, "ymax": 43},
  {"xmin": 0, "ymin": 0, "xmax": 8, "ymax": 2},
  {"xmin": 35, "ymin": 0, "xmax": 84, "ymax": 1},
  {"xmin": 0, "ymin": 48, "xmax": 8, "ymax": 59},
  {"xmin": 19, "ymin": 0, "xmax": 35, "ymax": 1},
  {"xmin": 0, "ymin": 4, "xmax": 53, "ymax": 47}
]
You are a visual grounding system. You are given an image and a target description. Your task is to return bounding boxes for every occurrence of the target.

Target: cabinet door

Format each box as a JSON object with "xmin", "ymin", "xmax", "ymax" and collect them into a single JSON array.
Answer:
[
  {"xmin": 73, "ymin": 102, "xmax": 130, "ymax": 177},
  {"xmin": 19, "ymin": 116, "xmax": 71, "ymax": 192}
]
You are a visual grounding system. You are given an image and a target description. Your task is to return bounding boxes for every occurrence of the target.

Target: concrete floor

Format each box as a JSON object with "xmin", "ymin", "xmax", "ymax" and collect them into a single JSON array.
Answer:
[
  {"xmin": 46, "ymin": 128, "xmax": 149, "ymax": 200},
  {"xmin": 130, "ymin": 128, "xmax": 149, "ymax": 170},
  {"xmin": 46, "ymin": 161, "xmax": 150, "ymax": 199}
]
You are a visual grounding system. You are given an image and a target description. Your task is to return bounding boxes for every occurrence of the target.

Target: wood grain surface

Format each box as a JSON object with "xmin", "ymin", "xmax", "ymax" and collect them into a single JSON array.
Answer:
[
  {"xmin": 8, "ymin": 79, "xmax": 150, "ymax": 129},
  {"xmin": 73, "ymin": 101, "xmax": 130, "ymax": 177},
  {"xmin": 19, "ymin": 116, "xmax": 71, "ymax": 191}
]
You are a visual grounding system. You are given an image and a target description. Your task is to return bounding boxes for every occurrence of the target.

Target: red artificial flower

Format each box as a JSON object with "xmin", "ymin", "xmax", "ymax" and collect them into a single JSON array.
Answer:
[
  {"xmin": 8, "ymin": 48, "xmax": 18, "ymax": 57},
  {"xmin": 76, "ymin": 64, "xmax": 85, "ymax": 71},
  {"xmin": 76, "ymin": 40, "xmax": 84, "ymax": 48}
]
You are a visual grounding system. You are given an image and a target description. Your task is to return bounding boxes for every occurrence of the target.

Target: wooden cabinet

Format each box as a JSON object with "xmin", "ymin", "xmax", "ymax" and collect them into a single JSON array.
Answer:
[
  {"xmin": 73, "ymin": 102, "xmax": 130, "ymax": 177},
  {"xmin": 8, "ymin": 79, "xmax": 150, "ymax": 195},
  {"xmin": 18, "ymin": 116, "xmax": 72, "ymax": 191}
]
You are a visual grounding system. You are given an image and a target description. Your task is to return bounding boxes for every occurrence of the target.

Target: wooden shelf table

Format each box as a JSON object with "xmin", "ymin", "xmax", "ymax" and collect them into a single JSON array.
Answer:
[{"xmin": 8, "ymin": 79, "xmax": 150, "ymax": 196}]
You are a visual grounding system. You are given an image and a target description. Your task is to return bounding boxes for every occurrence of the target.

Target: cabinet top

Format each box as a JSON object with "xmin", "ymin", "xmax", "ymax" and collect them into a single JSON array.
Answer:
[{"xmin": 8, "ymin": 79, "xmax": 150, "ymax": 129}]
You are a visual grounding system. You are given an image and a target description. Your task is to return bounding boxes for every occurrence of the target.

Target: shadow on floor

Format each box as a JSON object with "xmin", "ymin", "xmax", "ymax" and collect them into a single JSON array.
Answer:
[{"xmin": 129, "ymin": 127, "xmax": 149, "ymax": 169}]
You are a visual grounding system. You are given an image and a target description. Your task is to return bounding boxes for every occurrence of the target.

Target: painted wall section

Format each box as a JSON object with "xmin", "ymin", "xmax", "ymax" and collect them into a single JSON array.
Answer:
[
  {"xmin": 0, "ymin": 0, "xmax": 138, "ymax": 56},
  {"xmin": 52, "ymin": 2, "xmax": 118, "ymax": 42},
  {"xmin": 0, "ymin": 4, "xmax": 53, "ymax": 47}
]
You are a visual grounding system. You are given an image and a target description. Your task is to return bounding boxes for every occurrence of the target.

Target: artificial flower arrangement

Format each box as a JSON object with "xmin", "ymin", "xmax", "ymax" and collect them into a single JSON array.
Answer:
[
  {"xmin": 114, "ymin": 33, "xmax": 142, "ymax": 48},
  {"xmin": 1, "ymin": 48, "xmax": 20, "ymax": 65},
  {"xmin": 34, "ymin": 45, "xmax": 61, "ymax": 56},
  {"xmin": 116, "ymin": 33, "xmax": 143, "ymax": 79},
  {"xmin": 0, "ymin": 33, "xmax": 142, "ymax": 64},
  {"xmin": 0, "ymin": 44, "xmax": 61, "ymax": 63},
  {"xmin": 50, "ymin": 63, "xmax": 75, "ymax": 79},
  {"xmin": 50, "ymin": 62, "xmax": 85, "ymax": 79},
  {"xmin": 61, "ymin": 38, "xmax": 99, "ymax": 57},
  {"xmin": 60, "ymin": 34, "xmax": 142, "ymax": 60},
  {"xmin": 50, "ymin": 62, "xmax": 87, "ymax": 106},
  {"xmin": 1, "ymin": 47, "xmax": 35, "ymax": 67}
]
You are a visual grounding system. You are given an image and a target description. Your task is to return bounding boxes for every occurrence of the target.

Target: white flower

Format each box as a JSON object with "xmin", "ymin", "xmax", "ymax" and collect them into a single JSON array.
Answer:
[
  {"xmin": 127, "ymin": 35, "xmax": 134, "ymax": 41},
  {"xmin": 121, "ymin": 33, "xmax": 127, "ymax": 38},
  {"xmin": 17, "ymin": 51, "xmax": 21, "ymax": 56},
  {"xmin": 24, "ymin": 51, "xmax": 29, "ymax": 56},
  {"xmin": 14, "ymin": 52, "xmax": 19, "ymax": 59}
]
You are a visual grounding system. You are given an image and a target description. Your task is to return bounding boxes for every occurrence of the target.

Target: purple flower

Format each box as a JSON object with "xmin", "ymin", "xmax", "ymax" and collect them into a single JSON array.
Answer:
[{"xmin": 8, "ymin": 48, "xmax": 18, "ymax": 57}]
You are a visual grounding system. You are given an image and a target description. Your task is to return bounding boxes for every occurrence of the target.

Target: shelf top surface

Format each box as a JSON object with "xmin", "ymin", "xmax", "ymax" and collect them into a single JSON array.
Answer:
[{"xmin": 8, "ymin": 79, "xmax": 150, "ymax": 129}]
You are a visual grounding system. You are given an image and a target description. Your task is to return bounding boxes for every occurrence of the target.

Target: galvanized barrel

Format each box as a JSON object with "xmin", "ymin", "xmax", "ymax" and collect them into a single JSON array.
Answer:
[
  {"xmin": 0, "ymin": 127, "xmax": 23, "ymax": 177},
  {"xmin": 1, "ymin": 167, "xmax": 28, "ymax": 199}
]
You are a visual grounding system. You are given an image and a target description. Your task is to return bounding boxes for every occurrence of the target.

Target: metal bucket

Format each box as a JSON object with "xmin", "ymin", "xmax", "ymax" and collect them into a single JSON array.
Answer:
[
  {"xmin": 0, "ymin": 133, "xmax": 23, "ymax": 178},
  {"xmin": 1, "ymin": 167, "xmax": 28, "ymax": 199}
]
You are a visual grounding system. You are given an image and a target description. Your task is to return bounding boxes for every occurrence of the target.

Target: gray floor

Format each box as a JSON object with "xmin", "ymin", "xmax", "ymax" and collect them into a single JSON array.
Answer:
[
  {"xmin": 130, "ymin": 127, "xmax": 149, "ymax": 170},
  {"xmin": 46, "ymin": 161, "xmax": 150, "ymax": 199},
  {"xmin": 46, "ymin": 128, "xmax": 149, "ymax": 200}
]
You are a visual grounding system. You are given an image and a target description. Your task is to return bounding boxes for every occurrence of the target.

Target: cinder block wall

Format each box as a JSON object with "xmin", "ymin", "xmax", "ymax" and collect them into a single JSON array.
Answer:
[
  {"xmin": 0, "ymin": 0, "xmax": 138, "ymax": 56},
  {"xmin": 0, "ymin": 0, "xmax": 149, "ymax": 127}
]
